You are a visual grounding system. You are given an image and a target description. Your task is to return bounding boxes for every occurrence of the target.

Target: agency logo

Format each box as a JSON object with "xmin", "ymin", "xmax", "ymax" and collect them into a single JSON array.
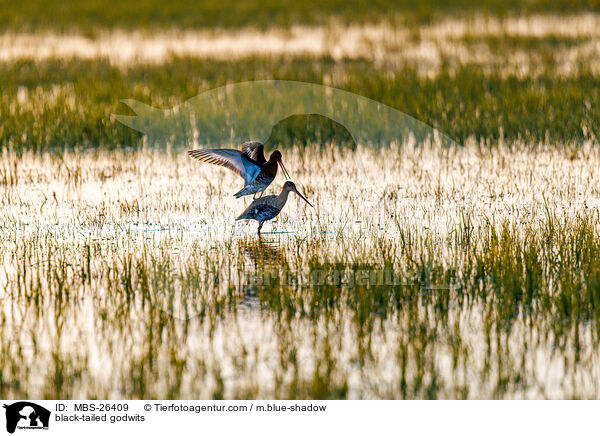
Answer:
[{"xmin": 2, "ymin": 402, "xmax": 50, "ymax": 434}]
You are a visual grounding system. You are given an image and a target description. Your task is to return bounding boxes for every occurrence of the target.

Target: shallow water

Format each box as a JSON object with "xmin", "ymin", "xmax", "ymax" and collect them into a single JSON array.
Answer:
[{"xmin": 1, "ymin": 144, "xmax": 600, "ymax": 398}]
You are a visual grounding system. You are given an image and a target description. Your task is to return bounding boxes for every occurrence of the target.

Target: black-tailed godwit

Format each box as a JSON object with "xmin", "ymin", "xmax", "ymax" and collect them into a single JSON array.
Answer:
[
  {"xmin": 188, "ymin": 141, "xmax": 290, "ymax": 198},
  {"xmin": 236, "ymin": 181, "xmax": 313, "ymax": 233}
]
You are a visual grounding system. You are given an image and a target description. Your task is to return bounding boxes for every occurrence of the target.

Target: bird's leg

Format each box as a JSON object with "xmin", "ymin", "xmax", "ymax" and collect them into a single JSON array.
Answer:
[
  {"xmin": 258, "ymin": 190, "xmax": 265, "ymax": 198},
  {"xmin": 257, "ymin": 222, "xmax": 264, "ymax": 234}
]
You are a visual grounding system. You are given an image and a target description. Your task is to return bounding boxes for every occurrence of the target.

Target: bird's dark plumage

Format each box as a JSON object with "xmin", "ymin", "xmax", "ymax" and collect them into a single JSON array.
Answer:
[
  {"xmin": 236, "ymin": 181, "xmax": 313, "ymax": 233},
  {"xmin": 240, "ymin": 141, "xmax": 266, "ymax": 164},
  {"xmin": 188, "ymin": 141, "xmax": 289, "ymax": 198},
  {"xmin": 237, "ymin": 202, "xmax": 281, "ymax": 222}
]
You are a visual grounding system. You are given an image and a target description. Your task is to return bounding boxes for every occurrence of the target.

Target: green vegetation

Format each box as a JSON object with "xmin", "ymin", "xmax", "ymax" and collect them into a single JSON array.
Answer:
[
  {"xmin": 2, "ymin": 58, "xmax": 599, "ymax": 153},
  {"xmin": 1, "ymin": 0, "xmax": 599, "ymax": 32}
]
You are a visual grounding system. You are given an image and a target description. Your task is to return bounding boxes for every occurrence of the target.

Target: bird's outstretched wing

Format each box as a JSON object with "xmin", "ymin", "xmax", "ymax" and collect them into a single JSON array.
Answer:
[
  {"xmin": 240, "ymin": 141, "xmax": 266, "ymax": 164},
  {"xmin": 188, "ymin": 148, "xmax": 261, "ymax": 184}
]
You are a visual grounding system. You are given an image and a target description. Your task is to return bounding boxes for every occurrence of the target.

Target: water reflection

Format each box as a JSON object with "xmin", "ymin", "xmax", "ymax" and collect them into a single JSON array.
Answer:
[
  {"xmin": 240, "ymin": 235, "xmax": 282, "ymax": 265},
  {"xmin": 238, "ymin": 235, "xmax": 282, "ymax": 309}
]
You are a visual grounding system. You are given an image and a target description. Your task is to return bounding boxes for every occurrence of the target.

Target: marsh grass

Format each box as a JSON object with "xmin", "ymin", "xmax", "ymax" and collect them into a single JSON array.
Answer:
[
  {"xmin": 1, "ymin": 0, "xmax": 599, "ymax": 32},
  {"xmin": 1, "ymin": 53, "xmax": 599, "ymax": 154},
  {"xmin": 1, "ymin": 142, "xmax": 600, "ymax": 399}
]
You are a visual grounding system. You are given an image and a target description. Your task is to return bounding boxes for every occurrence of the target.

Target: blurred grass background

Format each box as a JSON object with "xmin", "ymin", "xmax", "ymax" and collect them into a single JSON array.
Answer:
[
  {"xmin": 2, "ymin": 59, "xmax": 598, "ymax": 152},
  {"xmin": 1, "ymin": 0, "xmax": 599, "ymax": 31},
  {"xmin": 0, "ymin": 1, "xmax": 599, "ymax": 152}
]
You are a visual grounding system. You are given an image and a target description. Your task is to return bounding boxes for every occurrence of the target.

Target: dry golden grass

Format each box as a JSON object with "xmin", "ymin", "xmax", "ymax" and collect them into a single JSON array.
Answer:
[{"xmin": 2, "ymin": 14, "xmax": 600, "ymax": 75}]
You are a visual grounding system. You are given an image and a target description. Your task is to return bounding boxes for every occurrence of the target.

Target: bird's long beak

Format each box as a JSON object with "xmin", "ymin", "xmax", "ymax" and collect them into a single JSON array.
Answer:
[
  {"xmin": 278, "ymin": 160, "xmax": 291, "ymax": 179},
  {"xmin": 294, "ymin": 188, "xmax": 314, "ymax": 208}
]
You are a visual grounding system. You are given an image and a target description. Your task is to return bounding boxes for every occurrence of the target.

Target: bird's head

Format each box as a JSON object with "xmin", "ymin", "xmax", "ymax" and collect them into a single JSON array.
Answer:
[
  {"xmin": 283, "ymin": 181, "xmax": 313, "ymax": 208},
  {"xmin": 269, "ymin": 150, "xmax": 290, "ymax": 179}
]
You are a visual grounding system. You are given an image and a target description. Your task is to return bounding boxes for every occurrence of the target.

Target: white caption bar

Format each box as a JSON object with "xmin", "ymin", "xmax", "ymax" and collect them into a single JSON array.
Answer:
[{"xmin": 0, "ymin": 400, "xmax": 596, "ymax": 435}]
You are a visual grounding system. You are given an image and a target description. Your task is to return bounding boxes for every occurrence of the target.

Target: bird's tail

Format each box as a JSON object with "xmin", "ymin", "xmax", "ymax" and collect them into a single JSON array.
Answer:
[{"xmin": 234, "ymin": 185, "xmax": 263, "ymax": 198}]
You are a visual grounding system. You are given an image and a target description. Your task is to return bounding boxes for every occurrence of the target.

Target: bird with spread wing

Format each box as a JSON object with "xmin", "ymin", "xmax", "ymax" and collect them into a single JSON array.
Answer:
[{"xmin": 188, "ymin": 141, "xmax": 291, "ymax": 198}]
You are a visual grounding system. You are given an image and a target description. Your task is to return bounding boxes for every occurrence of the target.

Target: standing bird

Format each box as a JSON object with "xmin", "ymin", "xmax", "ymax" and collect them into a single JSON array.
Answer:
[
  {"xmin": 236, "ymin": 181, "xmax": 313, "ymax": 233},
  {"xmin": 187, "ymin": 141, "xmax": 290, "ymax": 198}
]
